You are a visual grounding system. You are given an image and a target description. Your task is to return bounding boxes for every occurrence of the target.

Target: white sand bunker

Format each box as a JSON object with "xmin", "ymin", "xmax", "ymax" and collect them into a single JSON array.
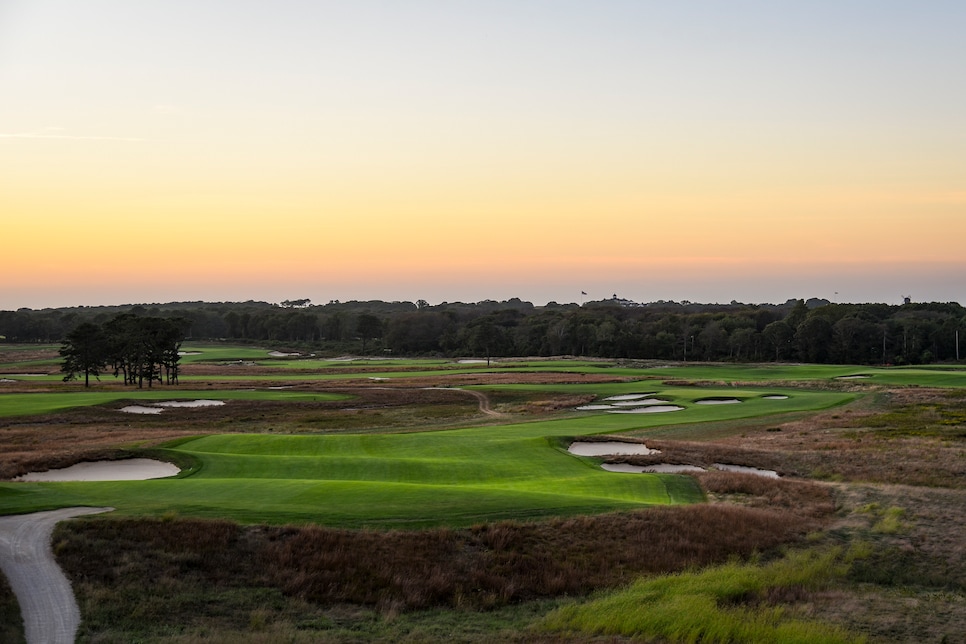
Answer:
[
  {"xmin": 604, "ymin": 393, "xmax": 656, "ymax": 401},
  {"xmin": 568, "ymin": 441, "xmax": 660, "ymax": 456},
  {"xmin": 269, "ymin": 351, "xmax": 301, "ymax": 357},
  {"xmin": 121, "ymin": 400, "xmax": 226, "ymax": 413},
  {"xmin": 713, "ymin": 463, "xmax": 779, "ymax": 478},
  {"xmin": 695, "ymin": 398, "xmax": 742, "ymax": 405},
  {"xmin": 599, "ymin": 462, "xmax": 777, "ymax": 477},
  {"xmin": 15, "ymin": 459, "xmax": 180, "ymax": 482},
  {"xmin": 611, "ymin": 398, "xmax": 671, "ymax": 407},
  {"xmin": 119, "ymin": 405, "xmax": 164, "ymax": 415},
  {"xmin": 0, "ymin": 378, "xmax": 17, "ymax": 383},
  {"xmin": 762, "ymin": 394, "xmax": 789, "ymax": 400},
  {"xmin": 608, "ymin": 405, "xmax": 684, "ymax": 414},
  {"xmin": 177, "ymin": 351, "xmax": 202, "ymax": 356},
  {"xmin": 602, "ymin": 463, "xmax": 705, "ymax": 474},
  {"xmin": 458, "ymin": 359, "xmax": 496, "ymax": 364},
  {"xmin": 155, "ymin": 400, "xmax": 225, "ymax": 408}
]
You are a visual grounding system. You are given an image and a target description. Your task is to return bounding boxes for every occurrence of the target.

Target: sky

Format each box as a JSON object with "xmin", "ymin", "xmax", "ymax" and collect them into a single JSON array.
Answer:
[{"xmin": 2, "ymin": 1, "xmax": 965, "ymax": 309}]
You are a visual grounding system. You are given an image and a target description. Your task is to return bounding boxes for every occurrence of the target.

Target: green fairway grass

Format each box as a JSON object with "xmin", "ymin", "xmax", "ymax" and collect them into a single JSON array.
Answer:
[{"xmin": 0, "ymin": 384, "xmax": 852, "ymax": 526}]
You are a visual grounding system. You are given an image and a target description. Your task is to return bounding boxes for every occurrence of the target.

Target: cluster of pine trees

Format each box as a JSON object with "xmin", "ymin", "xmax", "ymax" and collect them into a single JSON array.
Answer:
[
  {"xmin": 4, "ymin": 298, "xmax": 964, "ymax": 367},
  {"xmin": 59, "ymin": 314, "xmax": 186, "ymax": 388}
]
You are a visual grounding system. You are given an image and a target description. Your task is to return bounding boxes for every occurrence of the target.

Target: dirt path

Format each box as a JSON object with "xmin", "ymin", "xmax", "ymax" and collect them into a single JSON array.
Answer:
[
  {"xmin": 458, "ymin": 388, "xmax": 504, "ymax": 416},
  {"xmin": 398, "ymin": 386, "xmax": 504, "ymax": 417},
  {"xmin": 0, "ymin": 507, "xmax": 113, "ymax": 644}
]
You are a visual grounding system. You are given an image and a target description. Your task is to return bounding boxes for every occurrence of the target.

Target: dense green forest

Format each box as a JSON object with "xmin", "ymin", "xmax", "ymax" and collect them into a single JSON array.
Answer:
[{"xmin": 2, "ymin": 297, "xmax": 965, "ymax": 365}]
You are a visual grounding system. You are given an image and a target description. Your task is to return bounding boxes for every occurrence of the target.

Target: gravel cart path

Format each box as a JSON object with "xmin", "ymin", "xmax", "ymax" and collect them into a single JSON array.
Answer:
[{"xmin": 0, "ymin": 507, "xmax": 113, "ymax": 644}]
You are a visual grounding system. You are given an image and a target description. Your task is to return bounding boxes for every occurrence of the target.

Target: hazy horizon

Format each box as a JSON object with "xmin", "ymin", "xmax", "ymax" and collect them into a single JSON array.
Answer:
[
  {"xmin": 3, "ymin": 2, "xmax": 964, "ymax": 311},
  {"xmin": 4, "ymin": 279, "xmax": 957, "ymax": 312}
]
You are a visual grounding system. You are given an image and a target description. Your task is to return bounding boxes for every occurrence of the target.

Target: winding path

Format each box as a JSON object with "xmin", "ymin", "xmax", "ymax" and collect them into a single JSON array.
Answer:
[
  {"xmin": 457, "ymin": 388, "xmax": 504, "ymax": 417},
  {"xmin": 0, "ymin": 507, "xmax": 113, "ymax": 644}
]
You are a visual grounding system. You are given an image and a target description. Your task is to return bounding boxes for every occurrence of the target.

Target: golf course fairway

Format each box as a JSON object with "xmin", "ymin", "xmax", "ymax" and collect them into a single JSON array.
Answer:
[{"xmin": 0, "ymin": 384, "xmax": 854, "ymax": 527}]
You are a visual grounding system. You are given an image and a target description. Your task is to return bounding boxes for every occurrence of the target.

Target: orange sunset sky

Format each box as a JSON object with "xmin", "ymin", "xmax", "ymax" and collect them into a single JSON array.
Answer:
[{"xmin": 2, "ymin": 1, "xmax": 964, "ymax": 309}]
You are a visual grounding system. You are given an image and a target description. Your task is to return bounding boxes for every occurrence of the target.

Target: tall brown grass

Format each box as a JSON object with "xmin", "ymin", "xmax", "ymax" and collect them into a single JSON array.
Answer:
[{"xmin": 59, "ymin": 497, "xmax": 827, "ymax": 618}]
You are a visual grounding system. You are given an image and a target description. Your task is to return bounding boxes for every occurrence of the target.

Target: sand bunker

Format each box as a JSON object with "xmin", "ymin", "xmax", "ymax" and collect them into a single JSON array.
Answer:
[
  {"xmin": 611, "ymin": 398, "xmax": 671, "ymax": 407},
  {"xmin": 155, "ymin": 400, "xmax": 225, "ymax": 408},
  {"xmin": 119, "ymin": 405, "xmax": 164, "ymax": 415},
  {"xmin": 695, "ymin": 398, "xmax": 742, "ymax": 405},
  {"xmin": 762, "ymin": 394, "xmax": 789, "ymax": 400},
  {"xmin": 607, "ymin": 405, "xmax": 684, "ymax": 414},
  {"xmin": 268, "ymin": 351, "xmax": 301, "ymax": 357},
  {"xmin": 602, "ymin": 463, "xmax": 705, "ymax": 474},
  {"xmin": 458, "ymin": 359, "xmax": 496, "ymax": 364},
  {"xmin": 713, "ymin": 463, "xmax": 779, "ymax": 478},
  {"xmin": 600, "ymin": 461, "xmax": 777, "ymax": 477},
  {"xmin": 568, "ymin": 441, "xmax": 660, "ymax": 456},
  {"xmin": 177, "ymin": 351, "xmax": 202, "ymax": 356},
  {"xmin": 15, "ymin": 459, "xmax": 180, "ymax": 482},
  {"xmin": 0, "ymin": 378, "xmax": 16, "ymax": 383},
  {"xmin": 121, "ymin": 400, "xmax": 226, "ymax": 413}
]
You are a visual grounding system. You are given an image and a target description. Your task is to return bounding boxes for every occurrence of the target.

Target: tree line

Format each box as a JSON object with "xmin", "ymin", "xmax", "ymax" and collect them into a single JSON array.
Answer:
[
  {"xmin": 5, "ymin": 297, "xmax": 963, "ymax": 367},
  {"xmin": 59, "ymin": 314, "xmax": 187, "ymax": 388}
]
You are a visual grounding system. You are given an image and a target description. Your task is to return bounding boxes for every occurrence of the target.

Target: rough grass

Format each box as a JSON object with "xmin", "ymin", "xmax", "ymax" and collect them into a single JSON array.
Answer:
[
  {"xmin": 618, "ymin": 389, "xmax": 966, "ymax": 489},
  {"xmin": 539, "ymin": 547, "xmax": 863, "ymax": 643},
  {"xmin": 0, "ymin": 572, "xmax": 25, "ymax": 644},
  {"xmin": 57, "ymin": 499, "xmax": 824, "ymax": 641}
]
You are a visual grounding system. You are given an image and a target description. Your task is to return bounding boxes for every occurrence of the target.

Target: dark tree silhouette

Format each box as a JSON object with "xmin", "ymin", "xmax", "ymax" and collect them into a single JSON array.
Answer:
[{"xmin": 59, "ymin": 322, "xmax": 107, "ymax": 387}]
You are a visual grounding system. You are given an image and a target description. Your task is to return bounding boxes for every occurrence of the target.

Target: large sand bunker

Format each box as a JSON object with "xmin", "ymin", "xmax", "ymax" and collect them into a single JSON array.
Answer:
[
  {"xmin": 15, "ymin": 459, "xmax": 180, "ymax": 482},
  {"xmin": 713, "ymin": 463, "xmax": 779, "ymax": 478},
  {"xmin": 602, "ymin": 463, "xmax": 704, "ymax": 474},
  {"xmin": 608, "ymin": 405, "xmax": 684, "ymax": 414},
  {"xmin": 119, "ymin": 405, "xmax": 164, "ymax": 415},
  {"xmin": 611, "ymin": 398, "xmax": 671, "ymax": 407},
  {"xmin": 121, "ymin": 400, "xmax": 225, "ymax": 414},
  {"xmin": 567, "ymin": 441, "xmax": 660, "ymax": 456}
]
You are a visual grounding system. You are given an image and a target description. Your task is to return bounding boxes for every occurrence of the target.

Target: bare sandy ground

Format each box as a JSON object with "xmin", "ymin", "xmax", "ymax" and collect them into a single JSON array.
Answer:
[{"xmin": 0, "ymin": 507, "xmax": 113, "ymax": 644}]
